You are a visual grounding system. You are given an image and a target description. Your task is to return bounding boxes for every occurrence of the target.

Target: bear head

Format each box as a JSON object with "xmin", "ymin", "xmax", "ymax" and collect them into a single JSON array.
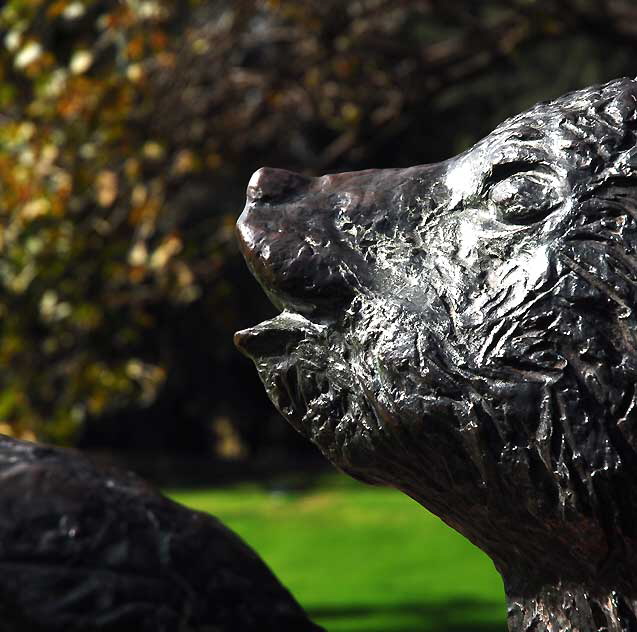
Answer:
[{"xmin": 235, "ymin": 78, "xmax": 637, "ymax": 592}]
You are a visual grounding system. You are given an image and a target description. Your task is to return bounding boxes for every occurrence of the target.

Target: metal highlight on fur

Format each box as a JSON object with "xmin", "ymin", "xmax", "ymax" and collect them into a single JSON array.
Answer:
[{"xmin": 236, "ymin": 78, "xmax": 637, "ymax": 632}]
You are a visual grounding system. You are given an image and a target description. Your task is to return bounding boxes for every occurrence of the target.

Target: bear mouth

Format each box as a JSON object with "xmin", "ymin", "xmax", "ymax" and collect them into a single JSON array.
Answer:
[
  {"xmin": 235, "ymin": 309, "xmax": 350, "ymax": 452},
  {"xmin": 234, "ymin": 311, "xmax": 327, "ymax": 361}
]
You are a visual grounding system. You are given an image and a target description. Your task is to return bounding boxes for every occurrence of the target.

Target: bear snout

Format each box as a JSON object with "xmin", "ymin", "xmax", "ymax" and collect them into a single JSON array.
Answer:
[
  {"xmin": 246, "ymin": 167, "xmax": 312, "ymax": 204},
  {"xmin": 237, "ymin": 168, "xmax": 370, "ymax": 316}
]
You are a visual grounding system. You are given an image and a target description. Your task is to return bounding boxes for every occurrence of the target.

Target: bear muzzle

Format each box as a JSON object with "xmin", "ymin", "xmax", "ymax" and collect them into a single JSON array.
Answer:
[{"xmin": 236, "ymin": 167, "xmax": 371, "ymax": 317}]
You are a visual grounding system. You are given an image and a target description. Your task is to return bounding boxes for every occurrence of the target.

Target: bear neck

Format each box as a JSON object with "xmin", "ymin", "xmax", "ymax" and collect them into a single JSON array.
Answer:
[
  {"xmin": 504, "ymin": 578, "xmax": 637, "ymax": 632},
  {"xmin": 401, "ymin": 482, "xmax": 637, "ymax": 632}
]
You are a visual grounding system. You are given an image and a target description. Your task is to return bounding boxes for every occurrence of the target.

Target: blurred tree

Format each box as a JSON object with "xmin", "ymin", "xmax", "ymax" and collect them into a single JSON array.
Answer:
[{"xmin": 0, "ymin": 0, "xmax": 635, "ymax": 457}]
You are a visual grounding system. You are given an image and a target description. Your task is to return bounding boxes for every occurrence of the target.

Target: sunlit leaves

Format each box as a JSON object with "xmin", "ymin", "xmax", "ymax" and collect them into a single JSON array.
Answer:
[
  {"xmin": 0, "ymin": 0, "xmax": 224, "ymax": 442},
  {"xmin": 14, "ymin": 40, "xmax": 42, "ymax": 69}
]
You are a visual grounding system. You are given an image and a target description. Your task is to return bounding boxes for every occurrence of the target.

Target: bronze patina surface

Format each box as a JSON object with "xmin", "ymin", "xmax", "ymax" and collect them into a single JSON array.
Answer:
[
  {"xmin": 236, "ymin": 78, "xmax": 637, "ymax": 632},
  {"xmin": 0, "ymin": 436, "xmax": 323, "ymax": 632}
]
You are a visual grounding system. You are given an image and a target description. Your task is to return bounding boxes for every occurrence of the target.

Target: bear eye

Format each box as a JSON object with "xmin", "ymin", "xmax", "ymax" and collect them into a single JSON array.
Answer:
[{"xmin": 489, "ymin": 172, "xmax": 560, "ymax": 225}]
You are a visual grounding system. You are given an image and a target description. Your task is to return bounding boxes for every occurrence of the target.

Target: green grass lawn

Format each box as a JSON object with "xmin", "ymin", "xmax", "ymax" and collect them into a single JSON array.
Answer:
[{"xmin": 168, "ymin": 473, "xmax": 506, "ymax": 632}]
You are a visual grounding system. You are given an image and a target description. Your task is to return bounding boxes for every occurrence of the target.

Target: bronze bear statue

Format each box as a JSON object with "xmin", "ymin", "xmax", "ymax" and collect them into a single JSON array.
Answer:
[
  {"xmin": 0, "ymin": 436, "xmax": 323, "ymax": 632},
  {"xmin": 236, "ymin": 77, "xmax": 637, "ymax": 632}
]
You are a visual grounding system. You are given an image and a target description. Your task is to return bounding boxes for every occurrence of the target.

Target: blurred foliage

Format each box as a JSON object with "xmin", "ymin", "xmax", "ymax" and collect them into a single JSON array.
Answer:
[{"xmin": 0, "ymin": 0, "xmax": 636, "ymax": 453}]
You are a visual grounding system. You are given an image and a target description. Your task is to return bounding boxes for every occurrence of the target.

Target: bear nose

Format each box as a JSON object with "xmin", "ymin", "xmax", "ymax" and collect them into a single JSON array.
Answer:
[{"xmin": 246, "ymin": 167, "xmax": 312, "ymax": 204}]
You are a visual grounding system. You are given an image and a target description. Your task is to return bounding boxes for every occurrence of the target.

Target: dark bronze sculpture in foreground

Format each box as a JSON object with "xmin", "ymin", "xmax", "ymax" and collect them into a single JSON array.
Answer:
[
  {"xmin": 236, "ymin": 77, "xmax": 637, "ymax": 632},
  {"xmin": 0, "ymin": 436, "xmax": 323, "ymax": 631}
]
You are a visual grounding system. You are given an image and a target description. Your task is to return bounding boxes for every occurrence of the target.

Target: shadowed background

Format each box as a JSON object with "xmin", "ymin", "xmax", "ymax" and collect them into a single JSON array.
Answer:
[{"xmin": 0, "ymin": 1, "xmax": 634, "ymax": 630}]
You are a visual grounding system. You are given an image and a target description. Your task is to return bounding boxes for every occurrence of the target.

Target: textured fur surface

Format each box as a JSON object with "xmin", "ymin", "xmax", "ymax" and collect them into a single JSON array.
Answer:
[{"xmin": 236, "ymin": 78, "xmax": 637, "ymax": 631}]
